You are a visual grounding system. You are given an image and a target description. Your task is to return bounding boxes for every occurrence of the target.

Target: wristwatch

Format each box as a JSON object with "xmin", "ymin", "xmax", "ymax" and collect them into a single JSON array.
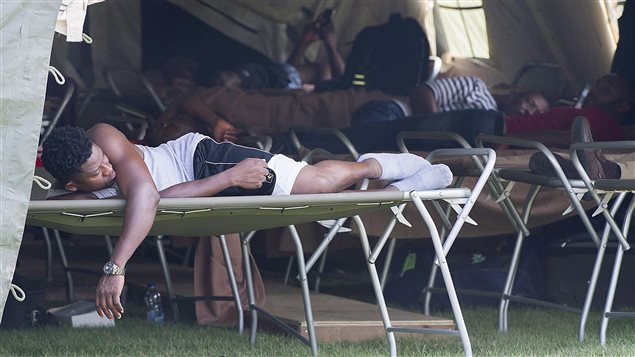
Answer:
[{"xmin": 102, "ymin": 261, "xmax": 126, "ymax": 276}]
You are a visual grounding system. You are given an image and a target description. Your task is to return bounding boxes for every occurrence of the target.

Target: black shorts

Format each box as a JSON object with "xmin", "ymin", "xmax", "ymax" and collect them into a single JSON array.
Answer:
[{"xmin": 192, "ymin": 139, "xmax": 276, "ymax": 196}]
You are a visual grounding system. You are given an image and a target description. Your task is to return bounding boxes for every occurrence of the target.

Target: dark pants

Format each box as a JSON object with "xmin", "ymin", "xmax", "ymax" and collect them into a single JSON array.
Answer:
[
  {"xmin": 193, "ymin": 139, "xmax": 276, "ymax": 196},
  {"xmin": 275, "ymin": 106, "xmax": 505, "ymax": 155}
]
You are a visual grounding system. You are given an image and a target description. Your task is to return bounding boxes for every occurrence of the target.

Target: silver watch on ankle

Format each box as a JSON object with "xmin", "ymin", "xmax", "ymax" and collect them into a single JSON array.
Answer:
[{"xmin": 103, "ymin": 261, "xmax": 126, "ymax": 276}]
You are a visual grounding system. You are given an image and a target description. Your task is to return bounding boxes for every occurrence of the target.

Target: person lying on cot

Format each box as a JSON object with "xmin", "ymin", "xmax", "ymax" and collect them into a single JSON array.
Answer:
[
  {"xmin": 40, "ymin": 124, "xmax": 454, "ymax": 320},
  {"xmin": 148, "ymin": 75, "xmax": 537, "ymax": 145},
  {"xmin": 294, "ymin": 73, "xmax": 633, "ymax": 153},
  {"xmin": 150, "ymin": 74, "xmax": 630, "ymax": 152},
  {"xmin": 408, "ymin": 75, "xmax": 550, "ymax": 116}
]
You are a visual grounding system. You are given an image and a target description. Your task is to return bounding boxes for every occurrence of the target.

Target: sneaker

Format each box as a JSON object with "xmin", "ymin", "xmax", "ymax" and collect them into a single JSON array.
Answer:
[{"xmin": 570, "ymin": 116, "xmax": 604, "ymax": 179}]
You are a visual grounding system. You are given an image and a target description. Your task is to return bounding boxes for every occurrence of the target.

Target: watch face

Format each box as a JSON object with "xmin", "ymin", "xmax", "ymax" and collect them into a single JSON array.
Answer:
[{"xmin": 103, "ymin": 262, "xmax": 113, "ymax": 275}]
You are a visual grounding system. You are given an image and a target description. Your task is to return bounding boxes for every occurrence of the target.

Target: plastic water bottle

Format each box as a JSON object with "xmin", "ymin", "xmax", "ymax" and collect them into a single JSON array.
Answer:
[{"xmin": 144, "ymin": 282, "xmax": 165, "ymax": 325}]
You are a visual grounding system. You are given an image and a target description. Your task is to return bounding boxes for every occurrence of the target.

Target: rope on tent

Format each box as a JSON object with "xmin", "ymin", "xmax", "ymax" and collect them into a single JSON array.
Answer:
[
  {"xmin": 48, "ymin": 66, "xmax": 66, "ymax": 85},
  {"xmin": 33, "ymin": 176, "xmax": 52, "ymax": 190},
  {"xmin": 9, "ymin": 283, "xmax": 25, "ymax": 302},
  {"xmin": 82, "ymin": 33, "xmax": 93, "ymax": 44}
]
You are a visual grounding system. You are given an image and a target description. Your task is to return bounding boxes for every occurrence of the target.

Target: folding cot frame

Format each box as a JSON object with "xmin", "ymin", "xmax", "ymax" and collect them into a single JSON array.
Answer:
[
  {"xmin": 568, "ymin": 140, "xmax": 635, "ymax": 345},
  {"xmin": 26, "ymin": 147, "xmax": 495, "ymax": 357},
  {"xmin": 474, "ymin": 134, "xmax": 632, "ymax": 342},
  {"xmin": 386, "ymin": 131, "xmax": 530, "ymax": 314},
  {"xmin": 388, "ymin": 131, "xmax": 633, "ymax": 345}
]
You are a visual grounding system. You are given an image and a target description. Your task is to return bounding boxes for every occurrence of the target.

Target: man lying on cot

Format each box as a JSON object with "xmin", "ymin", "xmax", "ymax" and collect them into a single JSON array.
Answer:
[{"xmin": 40, "ymin": 124, "xmax": 453, "ymax": 320}]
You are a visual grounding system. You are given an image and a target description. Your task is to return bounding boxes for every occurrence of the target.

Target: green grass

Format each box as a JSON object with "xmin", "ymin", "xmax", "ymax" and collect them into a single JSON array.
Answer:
[{"xmin": 2, "ymin": 303, "xmax": 635, "ymax": 356}]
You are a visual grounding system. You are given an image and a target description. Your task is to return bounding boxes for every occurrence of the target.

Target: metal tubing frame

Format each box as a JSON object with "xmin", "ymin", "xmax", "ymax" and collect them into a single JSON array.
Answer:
[
  {"xmin": 218, "ymin": 234, "xmax": 244, "ymax": 334},
  {"xmin": 397, "ymin": 133, "xmax": 510, "ymax": 315},
  {"xmin": 599, "ymin": 197, "xmax": 635, "ymax": 345},
  {"xmin": 499, "ymin": 184, "xmax": 541, "ymax": 331},
  {"xmin": 477, "ymin": 134, "xmax": 601, "ymax": 247},
  {"xmin": 153, "ymin": 234, "xmax": 243, "ymax": 331},
  {"xmin": 51, "ymin": 229, "xmax": 74, "ymax": 301},
  {"xmin": 42, "ymin": 228, "xmax": 53, "ymax": 282},
  {"xmin": 242, "ymin": 225, "xmax": 319, "ymax": 357},
  {"xmin": 578, "ymin": 193, "xmax": 627, "ymax": 340},
  {"xmin": 409, "ymin": 195, "xmax": 473, "ymax": 356},
  {"xmin": 154, "ymin": 235, "xmax": 180, "ymax": 321},
  {"xmin": 477, "ymin": 135, "xmax": 635, "ymax": 341}
]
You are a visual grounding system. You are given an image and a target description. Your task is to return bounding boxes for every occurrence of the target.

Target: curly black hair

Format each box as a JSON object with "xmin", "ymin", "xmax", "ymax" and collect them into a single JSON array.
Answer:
[{"xmin": 41, "ymin": 126, "xmax": 93, "ymax": 183}]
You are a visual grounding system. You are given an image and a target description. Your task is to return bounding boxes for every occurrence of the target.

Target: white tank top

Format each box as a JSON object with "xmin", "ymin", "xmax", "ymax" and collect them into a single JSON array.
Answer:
[
  {"xmin": 46, "ymin": 133, "xmax": 209, "ymax": 199},
  {"xmin": 137, "ymin": 132, "xmax": 208, "ymax": 191}
]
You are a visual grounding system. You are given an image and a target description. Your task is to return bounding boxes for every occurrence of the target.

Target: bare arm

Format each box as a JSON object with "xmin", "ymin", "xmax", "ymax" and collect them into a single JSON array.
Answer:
[
  {"xmin": 408, "ymin": 84, "xmax": 438, "ymax": 114},
  {"xmin": 159, "ymin": 158, "xmax": 270, "ymax": 198},
  {"xmin": 153, "ymin": 89, "xmax": 238, "ymax": 143},
  {"xmin": 88, "ymin": 124, "xmax": 160, "ymax": 320},
  {"xmin": 288, "ymin": 22, "xmax": 320, "ymax": 67},
  {"xmin": 321, "ymin": 24, "xmax": 345, "ymax": 79}
]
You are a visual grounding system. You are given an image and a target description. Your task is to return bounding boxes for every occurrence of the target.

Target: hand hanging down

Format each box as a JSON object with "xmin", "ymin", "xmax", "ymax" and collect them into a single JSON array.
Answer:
[{"xmin": 96, "ymin": 275, "xmax": 125, "ymax": 319}]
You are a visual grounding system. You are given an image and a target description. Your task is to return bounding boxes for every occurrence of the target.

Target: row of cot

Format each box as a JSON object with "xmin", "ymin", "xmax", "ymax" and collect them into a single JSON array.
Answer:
[{"xmin": 27, "ymin": 121, "xmax": 634, "ymax": 356}]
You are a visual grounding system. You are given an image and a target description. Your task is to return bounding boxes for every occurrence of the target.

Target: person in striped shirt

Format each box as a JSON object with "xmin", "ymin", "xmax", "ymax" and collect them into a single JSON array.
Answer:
[{"xmin": 410, "ymin": 75, "xmax": 549, "ymax": 115}]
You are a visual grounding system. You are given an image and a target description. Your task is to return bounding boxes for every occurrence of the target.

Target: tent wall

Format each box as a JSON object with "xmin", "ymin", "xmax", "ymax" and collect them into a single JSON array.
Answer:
[
  {"xmin": 166, "ymin": 0, "xmax": 435, "ymax": 66},
  {"xmin": 483, "ymin": 0, "xmax": 614, "ymax": 91},
  {"xmin": 164, "ymin": 0, "xmax": 615, "ymax": 93},
  {"xmin": 0, "ymin": 1, "xmax": 59, "ymax": 322}
]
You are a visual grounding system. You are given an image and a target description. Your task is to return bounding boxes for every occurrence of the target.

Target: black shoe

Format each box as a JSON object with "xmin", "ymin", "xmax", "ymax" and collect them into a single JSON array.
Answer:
[
  {"xmin": 528, "ymin": 151, "xmax": 618, "ymax": 180},
  {"xmin": 528, "ymin": 152, "xmax": 580, "ymax": 179}
]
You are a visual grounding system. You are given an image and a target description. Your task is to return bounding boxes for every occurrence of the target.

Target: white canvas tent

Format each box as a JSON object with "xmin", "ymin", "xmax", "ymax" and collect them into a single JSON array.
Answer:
[{"xmin": 0, "ymin": 0, "xmax": 622, "ymax": 321}]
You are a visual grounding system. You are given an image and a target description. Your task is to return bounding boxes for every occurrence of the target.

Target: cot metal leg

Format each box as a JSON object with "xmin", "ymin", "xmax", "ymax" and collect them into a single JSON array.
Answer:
[
  {"xmin": 600, "ymin": 244, "xmax": 626, "ymax": 345},
  {"xmin": 353, "ymin": 215, "xmax": 397, "ymax": 357},
  {"xmin": 578, "ymin": 192, "xmax": 627, "ymax": 341},
  {"xmin": 52, "ymin": 229, "xmax": 74, "ymax": 301},
  {"xmin": 217, "ymin": 235, "xmax": 244, "ymax": 334},
  {"xmin": 155, "ymin": 235, "xmax": 179, "ymax": 321},
  {"xmin": 306, "ymin": 217, "xmax": 349, "ymax": 292},
  {"xmin": 423, "ymin": 260, "xmax": 439, "ymax": 316},
  {"xmin": 42, "ymin": 228, "xmax": 53, "ymax": 282},
  {"xmin": 287, "ymin": 225, "xmax": 319, "ymax": 357},
  {"xmin": 283, "ymin": 256, "xmax": 294, "ymax": 285},
  {"xmin": 313, "ymin": 245, "xmax": 329, "ymax": 293},
  {"xmin": 379, "ymin": 238, "xmax": 397, "ymax": 291},
  {"xmin": 241, "ymin": 231, "xmax": 259, "ymax": 346},
  {"xmin": 423, "ymin": 199, "xmax": 453, "ymax": 315},
  {"xmin": 410, "ymin": 194, "xmax": 472, "ymax": 357},
  {"xmin": 499, "ymin": 184, "xmax": 540, "ymax": 331},
  {"xmin": 599, "ymin": 197, "xmax": 635, "ymax": 345}
]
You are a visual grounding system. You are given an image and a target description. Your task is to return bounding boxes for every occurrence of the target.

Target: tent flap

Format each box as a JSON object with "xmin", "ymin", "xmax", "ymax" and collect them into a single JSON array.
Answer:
[{"xmin": 0, "ymin": 0, "xmax": 59, "ymax": 322}]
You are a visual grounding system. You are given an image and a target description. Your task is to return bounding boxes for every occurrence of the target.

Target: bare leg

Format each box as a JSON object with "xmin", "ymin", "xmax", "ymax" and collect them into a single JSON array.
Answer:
[
  {"xmin": 291, "ymin": 160, "xmax": 453, "ymax": 194},
  {"xmin": 291, "ymin": 159, "xmax": 383, "ymax": 194}
]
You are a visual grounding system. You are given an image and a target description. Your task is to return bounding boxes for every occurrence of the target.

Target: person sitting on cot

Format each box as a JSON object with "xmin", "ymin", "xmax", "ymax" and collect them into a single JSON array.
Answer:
[{"xmin": 41, "ymin": 124, "xmax": 454, "ymax": 320}]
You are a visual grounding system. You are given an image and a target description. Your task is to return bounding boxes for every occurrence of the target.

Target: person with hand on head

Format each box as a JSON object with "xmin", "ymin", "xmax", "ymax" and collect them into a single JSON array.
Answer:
[
  {"xmin": 209, "ymin": 9, "xmax": 345, "ymax": 92},
  {"xmin": 41, "ymin": 124, "xmax": 454, "ymax": 320}
]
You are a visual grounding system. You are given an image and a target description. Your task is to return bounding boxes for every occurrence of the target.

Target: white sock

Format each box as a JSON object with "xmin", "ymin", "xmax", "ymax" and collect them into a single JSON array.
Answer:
[
  {"xmin": 388, "ymin": 164, "xmax": 453, "ymax": 191},
  {"xmin": 358, "ymin": 153, "xmax": 431, "ymax": 181}
]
